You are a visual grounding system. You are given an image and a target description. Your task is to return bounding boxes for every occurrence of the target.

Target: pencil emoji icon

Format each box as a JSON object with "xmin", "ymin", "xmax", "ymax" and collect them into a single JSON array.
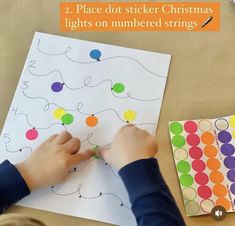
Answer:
[{"xmin": 201, "ymin": 16, "xmax": 213, "ymax": 28}]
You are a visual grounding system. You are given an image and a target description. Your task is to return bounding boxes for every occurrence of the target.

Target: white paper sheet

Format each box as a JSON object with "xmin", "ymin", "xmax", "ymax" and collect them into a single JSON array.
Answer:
[{"xmin": 0, "ymin": 32, "xmax": 171, "ymax": 226}]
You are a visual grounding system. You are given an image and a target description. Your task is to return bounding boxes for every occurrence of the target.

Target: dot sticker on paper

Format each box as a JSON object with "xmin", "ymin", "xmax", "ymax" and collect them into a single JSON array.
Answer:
[
  {"xmin": 204, "ymin": 145, "xmax": 217, "ymax": 158},
  {"xmin": 186, "ymin": 134, "xmax": 200, "ymax": 146},
  {"xmin": 197, "ymin": 185, "xmax": 212, "ymax": 199},
  {"xmin": 229, "ymin": 115, "xmax": 235, "ymax": 128},
  {"xmin": 170, "ymin": 122, "xmax": 183, "ymax": 134},
  {"xmin": 216, "ymin": 198, "xmax": 231, "ymax": 211},
  {"xmin": 195, "ymin": 172, "xmax": 209, "ymax": 185},
  {"xmin": 169, "ymin": 116, "xmax": 235, "ymax": 216},
  {"xmin": 218, "ymin": 131, "xmax": 232, "ymax": 143},
  {"xmin": 177, "ymin": 160, "xmax": 191, "ymax": 174},
  {"xmin": 201, "ymin": 132, "xmax": 215, "ymax": 145},
  {"xmin": 221, "ymin": 143, "xmax": 235, "ymax": 156},
  {"xmin": 172, "ymin": 135, "xmax": 185, "ymax": 148},
  {"xmin": 189, "ymin": 147, "xmax": 203, "ymax": 159},
  {"xmin": 180, "ymin": 174, "xmax": 194, "ymax": 187},
  {"xmin": 184, "ymin": 121, "xmax": 198, "ymax": 133},
  {"xmin": 209, "ymin": 171, "xmax": 224, "ymax": 184},
  {"xmin": 192, "ymin": 159, "xmax": 206, "ymax": 172}
]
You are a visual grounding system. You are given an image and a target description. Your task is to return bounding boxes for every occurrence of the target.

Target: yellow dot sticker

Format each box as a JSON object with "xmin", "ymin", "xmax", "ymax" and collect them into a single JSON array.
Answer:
[
  {"xmin": 229, "ymin": 115, "xmax": 235, "ymax": 128},
  {"xmin": 53, "ymin": 108, "xmax": 66, "ymax": 119},
  {"xmin": 124, "ymin": 110, "xmax": 137, "ymax": 122}
]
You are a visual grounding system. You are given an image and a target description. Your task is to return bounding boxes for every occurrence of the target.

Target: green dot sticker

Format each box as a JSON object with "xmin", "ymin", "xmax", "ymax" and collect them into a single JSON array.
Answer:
[
  {"xmin": 62, "ymin": 113, "xmax": 74, "ymax": 125},
  {"xmin": 170, "ymin": 122, "xmax": 183, "ymax": 134},
  {"xmin": 177, "ymin": 160, "xmax": 191, "ymax": 174},
  {"xmin": 112, "ymin": 83, "xmax": 125, "ymax": 93},
  {"xmin": 172, "ymin": 135, "xmax": 185, "ymax": 148},
  {"xmin": 93, "ymin": 145, "xmax": 100, "ymax": 159},
  {"xmin": 180, "ymin": 174, "xmax": 194, "ymax": 187}
]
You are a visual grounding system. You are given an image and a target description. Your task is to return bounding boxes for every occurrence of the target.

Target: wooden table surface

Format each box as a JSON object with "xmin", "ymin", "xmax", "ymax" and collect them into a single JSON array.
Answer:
[{"xmin": 0, "ymin": 0, "xmax": 235, "ymax": 225}]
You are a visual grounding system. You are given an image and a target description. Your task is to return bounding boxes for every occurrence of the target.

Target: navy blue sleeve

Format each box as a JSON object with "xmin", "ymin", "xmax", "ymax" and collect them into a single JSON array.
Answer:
[
  {"xmin": 0, "ymin": 160, "xmax": 30, "ymax": 213},
  {"xmin": 119, "ymin": 158, "xmax": 185, "ymax": 226}
]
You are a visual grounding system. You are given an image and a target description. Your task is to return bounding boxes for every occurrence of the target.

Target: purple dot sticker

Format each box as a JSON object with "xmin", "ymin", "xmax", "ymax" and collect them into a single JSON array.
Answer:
[
  {"xmin": 227, "ymin": 170, "xmax": 235, "ymax": 182},
  {"xmin": 51, "ymin": 82, "xmax": 64, "ymax": 92},
  {"xmin": 221, "ymin": 143, "xmax": 235, "ymax": 156},
  {"xmin": 224, "ymin": 156, "xmax": 235, "ymax": 169},
  {"xmin": 218, "ymin": 131, "xmax": 232, "ymax": 143},
  {"xmin": 231, "ymin": 183, "xmax": 235, "ymax": 196}
]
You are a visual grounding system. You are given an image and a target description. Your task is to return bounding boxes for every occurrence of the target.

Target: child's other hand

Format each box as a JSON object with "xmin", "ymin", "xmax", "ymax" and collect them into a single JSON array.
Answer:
[
  {"xmin": 100, "ymin": 125, "xmax": 158, "ymax": 170},
  {"xmin": 16, "ymin": 131, "xmax": 94, "ymax": 191}
]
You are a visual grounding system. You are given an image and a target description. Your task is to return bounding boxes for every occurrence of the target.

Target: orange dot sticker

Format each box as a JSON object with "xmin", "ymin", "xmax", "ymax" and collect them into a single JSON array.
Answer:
[
  {"xmin": 213, "ymin": 184, "xmax": 227, "ymax": 197},
  {"xmin": 201, "ymin": 132, "xmax": 215, "ymax": 145},
  {"xmin": 209, "ymin": 171, "xmax": 224, "ymax": 184},
  {"xmin": 204, "ymin": 145, "xmax": 218, "ymax": 158},
  {"xmin": 207, "ymin": 158, "xmax": 221, "ymax": 171},
  {"xmin": 86, "ymin": 115, "xmax": 98, "ymax": 127},
  {"xmin": 216, "ymin": 198, "xmax": 231, "ymax": 211}
]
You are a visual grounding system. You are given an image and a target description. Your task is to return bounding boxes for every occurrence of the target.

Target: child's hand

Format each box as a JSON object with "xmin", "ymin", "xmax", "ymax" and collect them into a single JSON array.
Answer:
[
  {"xmin": 100, "ymin": 125, "xmax": 158, "ymax": 170},
  {"xmin": 16, "ymin": 131, "xmax": 94, "ymax": 191}
]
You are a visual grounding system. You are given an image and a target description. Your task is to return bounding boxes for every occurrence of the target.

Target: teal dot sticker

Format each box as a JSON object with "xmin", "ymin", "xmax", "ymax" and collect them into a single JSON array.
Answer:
[
  {"xmin": 170, "ymin": 122, "xmax": 183, "ymax": 134},
  {"xmin": 177, "ymin": 160, "xmax": 191, "ymax": 174},
  {"xmin": 180, "ymin": 174, "xmax": 194, "ymax": 187},
  {"xmin": 112, "ymin": 83, "xmax": 125, "ymax": 93},
  {"xmin": 62, "ymin": 113, "xmax": 74, "ymax": 125},
  {"xmin": 172, "ymin": 135, "xmax": 186, "ymax": 148}
]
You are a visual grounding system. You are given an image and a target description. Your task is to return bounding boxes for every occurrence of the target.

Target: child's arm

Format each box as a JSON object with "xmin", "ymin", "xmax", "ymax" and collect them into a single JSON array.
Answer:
[
  {"xmin": 100, "ymin": 125, "xmax": 186, "ymax": 226},
  {"xmin": 0, "ymin": 131, "xmax": 93, "ymax": 213}
]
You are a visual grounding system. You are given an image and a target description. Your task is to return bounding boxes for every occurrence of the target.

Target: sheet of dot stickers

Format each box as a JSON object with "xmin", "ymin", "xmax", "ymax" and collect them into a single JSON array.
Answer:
[
  {"xmin": 169, "ymin": 116, "xmax": 235, "ymax": 217},
  {"xmin": 0, "ymin": 32, "xmax": 171, "ymax": 226}
]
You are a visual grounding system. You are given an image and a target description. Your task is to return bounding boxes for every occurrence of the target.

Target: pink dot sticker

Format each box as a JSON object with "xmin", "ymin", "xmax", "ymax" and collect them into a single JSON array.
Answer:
[
  {"xmin": 195, "ymin": 172, "xmax": 209, "ymax": 185},
  {"xmin": 184, "ymin": 121, "xmax": 198, "ymax": 133},
  {"xmin": 189, "ymin": 147, "xmax": 203, "ymax": 159},
  {"xmin": 187, "ymin": 134, "xmax": 200, "ymax": 146},
  {"xmin": 192, "ymin": 159, "xmax": 206, "ymax": 172},
  {"xmin": 197, "ymin": 185, "xmax": 212, "ymax": 199},
  {"xmin": 26, "ymin": 128, "xmax": 38, "ymax": 140}
]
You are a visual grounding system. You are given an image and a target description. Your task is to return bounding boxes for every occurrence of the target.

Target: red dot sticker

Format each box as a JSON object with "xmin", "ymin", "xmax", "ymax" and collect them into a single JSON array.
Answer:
[
  {"xmin": 192, "ymin": 159, "xmax": 206, "ymax": 172},
  {"xmin": 184, "ymin": 121, "xmax": 198, "ymax": 133},
  {"xmin": 189, "ymin": 147, "xmax": 203, "ymax": 159},
  {"xmin": 195, "ymin": 172, "xmax": 209, "ymax": 185},
  {"xmin": 26, "ymin": 128, "xmax": 38, "ymax": 140},
  {"xmin": 197, "ymin": 185, "xmax": 212, "ymax": 199},
  {"xmin": 187, "ymin": 134, "xmax": 200, "ymax": 146}
]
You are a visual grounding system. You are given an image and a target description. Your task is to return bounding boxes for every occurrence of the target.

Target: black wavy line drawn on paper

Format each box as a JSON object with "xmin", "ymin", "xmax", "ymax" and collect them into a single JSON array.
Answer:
[
  {"xmin": 37, "ymin": 39, "xmax": 167, "ymax": 79},
  {"xmin": 68, "ymin": 152, "xmax": 120, "ymax": 180},
  {"xmin": 28, "ymin": 67, "xmax": 162, "ymax": 102},
  {"xmin": 5, "ymin": 144, "xmax": 32, "ymax": 154},
  {"xmin": 22, "ymin": 90, "xmax": 156, "ymax": 126},
  {"xmin": 50, "ymin": 183, "xmax": 130, "ymax": 209},
  {"xmin": 17, "ymin": 112, "xmax": 67, "ymax": 130}
]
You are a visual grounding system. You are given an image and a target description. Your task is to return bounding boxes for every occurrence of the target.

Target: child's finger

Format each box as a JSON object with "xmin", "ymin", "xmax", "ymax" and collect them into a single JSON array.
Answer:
[
  {"xmin": 54, "ymin": 131, "xmax": 72, "ymax": 144},
  {"xmin": 99, "ymin": 148, "xmax": 111, "ymax": 164},
  {"xmin": 63, "ymin": 137, "xmax": 81, "ymax": 154},
  {"xmin": 69, "ymin": 149, "xmax": 94, "ymax": 166},
  {"xmin": 46, "ymin": 134, "xmax": 58, "ymax": 142}
]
